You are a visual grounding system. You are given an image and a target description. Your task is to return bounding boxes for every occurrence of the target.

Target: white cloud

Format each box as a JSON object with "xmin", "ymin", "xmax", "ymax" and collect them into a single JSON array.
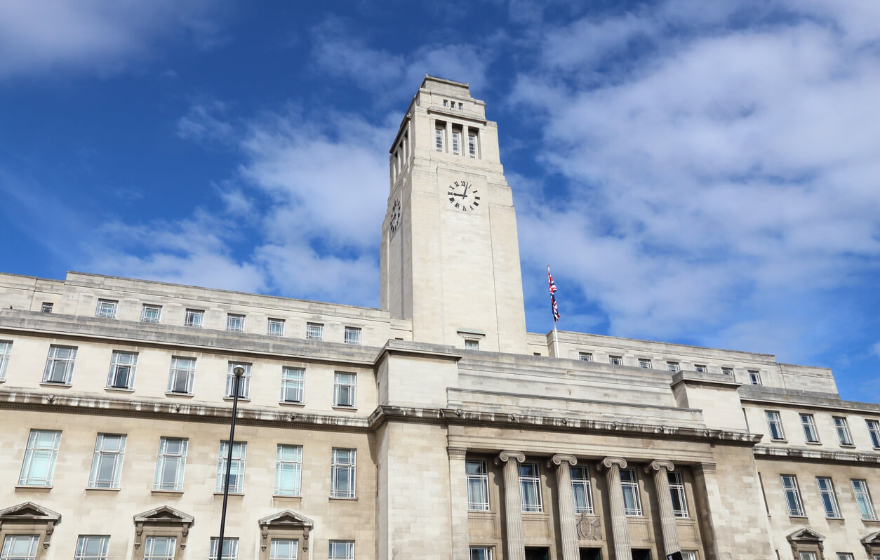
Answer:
[
  {"xmin": 0, "ymin": 0, "xmax": 228, "ymax": 79},
  {"xmin": 176, "ymin": 99, "xmax": 235, "ymax": 145},
  {"xmin": 511, "ymin": 0, "xmax": 880, "ymax": 361},
  {"xmin": 871, "ymin": 342, "xmax": 880, "ymax": 359}
]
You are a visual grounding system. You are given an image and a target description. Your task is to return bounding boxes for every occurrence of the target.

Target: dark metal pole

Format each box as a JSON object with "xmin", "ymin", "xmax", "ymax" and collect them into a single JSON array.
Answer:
[{"xmin": 217, "ymin": 366, "xmax": 243, "ymax": 560}]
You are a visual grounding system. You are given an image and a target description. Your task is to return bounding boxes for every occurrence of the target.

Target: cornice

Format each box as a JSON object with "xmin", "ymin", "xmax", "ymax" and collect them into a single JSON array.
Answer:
[
  {"xmin": 671, "ymin": 371, "xmax": 742, "ymax": 389},
  {"xmin": 754, "ymin": 445, "xmax": 880, "ymax": 465}
]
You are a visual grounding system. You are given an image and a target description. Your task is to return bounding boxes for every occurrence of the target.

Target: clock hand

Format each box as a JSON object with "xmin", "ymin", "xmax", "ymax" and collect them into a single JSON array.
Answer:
[{"xmin": 462, "ymin": 185, "xmax": 469, "ymax": 197}]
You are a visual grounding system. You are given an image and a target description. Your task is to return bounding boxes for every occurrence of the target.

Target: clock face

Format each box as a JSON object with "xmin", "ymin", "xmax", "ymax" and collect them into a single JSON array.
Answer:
[
  {"xmin": 389, "ymin": 198, "xmax": 401, "ymax": 234},
  {"xmin": 446, "ymin": 180, "xmax": 480, "ymax": 212}
]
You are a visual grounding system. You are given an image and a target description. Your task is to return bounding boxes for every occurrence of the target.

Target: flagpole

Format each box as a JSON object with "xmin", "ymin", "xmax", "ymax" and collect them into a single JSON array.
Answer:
[{"xmin": 548, "ymin": 265, "xmax": 560, "ymax": 358}]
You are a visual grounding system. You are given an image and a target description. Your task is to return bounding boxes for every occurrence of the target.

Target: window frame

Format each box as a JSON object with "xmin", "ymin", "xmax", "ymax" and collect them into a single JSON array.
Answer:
[
  {"xmin": 620, "ymin": 468, "xmax": 643, "ymax": 516},
  {"xmin": 268, "ymin": 318, "xmax": 285, "ymax": 336},
  {"xmin": 833, "ymin": 417, "xmax": 853, "ymax": 446},
  {"xmin": 141, "ymin": 304, "xmax": 162, "ymax": 323},
  {"xmin": 694, "ymin": 364, "xmax": 708, "ymax": 373},
  {"xmin": 638, "ymin": 359, "xmax": 652, "ymax": 369},
  {"xmin": 579, "ymin": 352, "xmax": 592, "ymax": 362},
  {"xmin": 142, "ymin": 536, "xmax": 177, "ymax": 560},
  {"xmin": 816, "ymin": 476, "xmax": 841, "ymax": 519},
  {"xmin": 106, "ymin": 350, "xmax": 138, "ymax": 390},
  {"xmin": 330, "ymin": 448, "xmax": 357, "ymax": 499},
  {"xmin": 328, "ymin": 541, "xmax": 354, "ymax": 560},
  {"xmin": 216, "ymin": 441, "xmax": 247, "ymax": 493},
  {"xmin": 0, "ymin": 535, "xmax": 40, "ymax": 560},
  {"xmin": 868, "ymin": 419, "xmax": 880, "ymax": 448},
  {"xmin": 280, "ymin": 367, "xmax": 304, "ymax": 404},
  {"xmin": 269, "ymin": 539, "xmax": 299, "ymax": 560},
  {"xmin": 18, "ymin": 429, "xmax": 62, "ymax": 486},
  {"xmin": 183, "ymin": 309, "xmax": 204, "ymax": 327},
  {"xmin": 721, "ymin": 367, "xmax": 733, "ymax": 376},
  {"xmin": 748, "ymin": 370, "xmax": 762, "ymax": 385},
  {"xmin": 518, "ymin": 462, "xmax": 543, "ymax": 513},
  {"xmin": 0, "ymin": 340, "xmax": 11, "ymax": 381},
  {"xmin": 95, "ymin": 299, "xmax": 117, "ymax": 318},
  {"xmin": 466, "ymin": 459, "xmax": 490, "ymax": 512},
  {"xmin": 305, "ymin": 322, "xmax": 323, "ymax": 340},
  {"xmin": 226, "ymin": 314, "xmax": 245, "ymax": 332},
  {"xmin": 800, "ymin": 413, "xmax": 820, "ymax": 443},
  {"xmin": 74, "ymin": 535, "xmax": 110, "ymax": 560},
  {"xmin": 765, "ymin": 410, "xmax": 786, "ymax": 441},
  {"xmin": 781, "ymin": 474, "xmax": 806, "ymax": 517},
  {"xmin": 435, "ymin": 128, "xmax": 444, "ymax": 152},
  {"xmin": 464, "ymin": 339, "xmax": 480, "ymax": 351},
  {"xmin": 608, "ymin": 355, "xmax": 623, "ymax": 366},
  {"xmin": 668, "ymin": 470, "xmax": 689, "ymax": 518},
  {"xmin": 43, "ymin": 345, "xmax": 77, "ymax": 384},
  {"xmin": 469, "ymin": 547, "xmax": 493, "ymax": 560},
  {"xmin": 275, "ymin": 444, "xmax": 303, "ymax": 497},
  {"xmin": 344, "ymin": 326, "xmax": 362, "ymax": 345},
  {"xmin": 88, "ymin": 433, "xmax": 126, "ymax": 489},
  {"xmin": 209, "ymin": 537, "xmax": 239, "ymax": 560},
  {"xmin": 40, "ymin": 302, "xmax": 53, "ymax": 313},
  {"xmin": 667, "ymin": 362, "xmax": 680, "ymax": 373},
  {"xmin": 154, "ymin": 437, "xmax": 188, "ymax": 492},
  {"xmin": 853, "ymin": 479, "xmax": 877, "ymax": 520},
  {"xmin": 333, "ymin": 372, "xmax": 356, "ymax": 408},
  {"xmin": 571, "ymin": 465, "xmax": 594, "ymax": 514},
  {"xmin": 167, "ymin": 357, "xmax": 196, "ymax": 395},
  {"xmin": 225, "ymin": 362, "xmax": 252, "ymax": 399}
]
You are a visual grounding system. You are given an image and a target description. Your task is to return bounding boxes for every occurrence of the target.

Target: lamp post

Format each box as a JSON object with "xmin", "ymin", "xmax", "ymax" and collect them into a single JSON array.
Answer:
[{"xmin": 217, "ymin": 365, "xmax": 244, "ymax": 560}]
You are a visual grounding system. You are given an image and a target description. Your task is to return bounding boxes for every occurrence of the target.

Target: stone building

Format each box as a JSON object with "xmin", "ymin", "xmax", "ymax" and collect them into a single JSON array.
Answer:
[{"xmin": 0, "ymin": 76, "xmax": 878, "ymax": 560}]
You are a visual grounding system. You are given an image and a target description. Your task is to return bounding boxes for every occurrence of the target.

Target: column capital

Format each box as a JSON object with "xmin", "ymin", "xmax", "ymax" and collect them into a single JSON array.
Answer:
[
  {"xmin": 548, "ymin": 454, "xmax": 577, "ymax": 469},
  {"xmin": 596, "ymin": 457, "xmax": 627, "ymax": 471},
  {"xmin": 646, "ymin": 460, "xmax": 675, "ymax": 474},
  {"xmin": 447, "ymin": 447, "xmax": 468, "ymax": 459},
  {"xmin": 495, "ymin": 450, "xmax": 526, "ymax": 466}
]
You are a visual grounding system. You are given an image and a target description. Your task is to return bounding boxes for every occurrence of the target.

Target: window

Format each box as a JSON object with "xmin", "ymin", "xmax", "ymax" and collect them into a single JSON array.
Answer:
[
  {"xmin": 306, "ymin": 322, "xmax": 323, "ymax": 340},
  {"xmin": 95, "ymin": 299, "xmax": 117, "ymax": 318},
  {"xmin": 141, "ymin": 305, "xmax": 161, "ymax": 323},
  {"xmin": 579, "ymin": 352, "xmax": 592, "ymax": 362},
  {"xmin": 470, "ymin": 547, "xmax": 492, "ymax": 560},
  {"xmin": 19, "ymin": 429, "xmax": 61, "ymax": 486},
  {"xmin": 458, "ymin": 102, "xmax": 463, "ymax": 109},
  {"xmin": 107, "ymin": 351, "xmax": 137, "ymax": 390},
  {"xmin": 209, "ymin": 538, "xmax": 238, "ymax": 560},
  {"xmin": 74, "ymin": 536, "xmax": 109, "ymax": 559},
  {"xmin": 668, "ymin": 471, "xmax": 688, "ymax": 517},
  {"xmin": 468, "ymin": 134, "xmax": 477, "ymax": 157},
  {"xmin": 344, "ymin": 326, "xmax": 362, "ymax": 345},
  {"xmin": 694, "ymin": 364, "xmax": 708, "ymax": 372},
  {"xmin": 816, "ymin": 477, "xmax": 840, "ymax": 518},
  {"xmin": 155, "ymin": 437, "xmax": 188, "ymax": 491},
  {"xmin": 270, "ymin": 540, "xmax": 298, "ymax": 560},
  {"xmin": 620, "ymin": 468, "xmax": 642, "ymax": 516},
  {"xmin": 781, "ymin": 474, "xmax": 805, "ymax": 516},
  {"xmin": 571, "ymin": 466, "xmax": 593, "ymax": 514},
  {"xmin": 452, "ymin": 131, "xmax": 461, "ymax": 154},
  {"xmin": 43, "ymin": 345, "xmax": 76, "ymax": 384},
  {"xmin": 268, "ymin": 318, "xmax": 285, "ymax": 336},
  {"xmin": 142, "ymin": 536, "xmax": 176, "ymax": 560},
  {"xmin": 833, "ymin": 417, "xmax": 853, "ymax": 445},
  {"xmin": 184, "ymin": 309, "xmax": 203, "ymax": 327},
  {"xmin": 225, "ymin": 362, "xmax": 251, "ymax": 399},
  {"xmin": 609, "ymin": 355, "xmax": 622, "ymax": 365},
  {"xmin": 466, "ymin": 459, "xmax": 489, "ymax": 511},
  {"xmin": 435, "ymin": 128, "xmax": 444, "ymax": 152},
  {"xmin": 216, "ymin": 441, "xmax": 246, "ymax": 493},
  {"xmin": 853, "ymin": 479, "xmax": 877, "ymax": 520},
  {"xmin": 667, "ymin": 362, "xmax": 680, "ymax": 373},
  {"xmin": 800, "ymin": 414, "xmax": 820, "ymax": 443},
  {"xmin": 40, "ymin": 302, "xmax": 53, "ymax": 313},
  {"xmin": 88, "ymin": 434, "xmax": 126, "ymax": 489},
  {"xmin": 766, "ymin": 411, "xmax": 785, "ymax": 440},
  {"xmin": 328, "ymin": 541, "xmax": 354, "ymax": 560},
  {"xmin": 638, "ymin": 359, "xmax": 652, "ymax": 369},
  {"xmin": 868, "ymin": 419, "xmax": 880, "ymax": 448},
  {"xmin": 721, "ymin": 367, "xmax": 733, "ymax": 375},
  {"xmin": 799, "ymin": 554, "xmax": 817, "ymax": 560},
  {"xmin": 749, "ymin": 370, "xmax": 761, "ymax": 384},
  {"xmin": 281, "ymin": 367, "xmax": 304, "ymax": 403},
  {"xmin": 275, "ymin": 444, "xmax": 303, "ymax": 496},
  {"xmin": 167, "ymin": 357, "xmax": 196, "ymax": 394},
  {"xmin": 465, "ymin": 339, "xmax": 479, "ymax": 350},
  {"xmin": 836, "ymin": 555, "xmax": 854, "ymax": 560},
  {"xmin": 518, "ymin": 462, "xmax": 542, "ymax": 512},
  {"xmin": 443, "ymin": 99, "xmax": 448, "ymax": 107},
  {"xmin": 1, "ymin": 536, "xmax": 39, "ymax": 560},
  {"xmin": 681, "ymin": 553, "xmax": 697, "ymax": 560},
  {"xmin": 334, "ymin": 372, "xmax": 356, "ymax": 408},
  {"xmin": 0, "ymin": 340, "xmax": 10, "ymax": 380},
  {"xmin": 226, "ymin": 314, "xmax": 245, "ymax": 332},
  {"xmin": 331, "ymin": 448, "xmax": 356, "ymax": 498}
]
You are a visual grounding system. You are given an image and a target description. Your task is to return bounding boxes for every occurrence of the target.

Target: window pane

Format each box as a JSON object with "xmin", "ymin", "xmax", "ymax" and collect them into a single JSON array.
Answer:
[
  {"xmin": 328, "ymin": 541, "xmax": 354, "ymax": 560},
  {"xmin": 270, "ymin": 539, "xmax": 298, "ymax": 560},
  {"xmin": 209, "ymin": 538, "xmax": 238, "ymax": 560},
  {"xmin": 75, "ymin": 536, "xmax": 109, "ymax": 560},
  {"xmin": 466, "ymin": 460, "xmax": 489, "ymax": 511},
  {"xmin": 1, "ymin": 536, "xmax": 39, "ymax": 560}
]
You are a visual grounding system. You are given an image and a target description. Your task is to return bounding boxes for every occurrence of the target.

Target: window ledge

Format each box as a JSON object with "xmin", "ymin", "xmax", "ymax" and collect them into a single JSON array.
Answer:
[
  {"xmin": 770, "ymin": 439, "xmax": 788, "ymax": 443},
  {"xmin": 862, "ymin": 518, "xmax": 880, "ymax": 524},
  {"xmin": 222, "ymin": 397, "xmax": 251, "ymax": 402},
  {"xmin": 86, "ymin": 487, "xmax": 121, "ymax": 492},
  {"xmin": 213, "ymin": 492, "xmax": 245, "ymax": 496},
  {"xmin": 39, "ymin": 382, "xmax": 71, "ymax": 388},
  {"xmin": 273, "ymin": 494, "xmax": 302, "ymax": 499},
  {"xmin": 279, "ymin": 401, "xmax": 305, "ymax": 407},
  {"xmin": 15, "ymin": 485, "xmax": 52, "ymax": 491},
  {"xmin": 332, "ymin": 406, "xmax": 357, "ymax": 412},
  {"xmin": 329, "ymin": 496, "xmax": 357, "ymax": 501},
  {"xmin": 152, "ymin": 489, "xmax": 184, "ymax": 495},
  {"xmin": 804, "ymin": 441, "xmax": 822, "ymax": 445},
  {"xmin": 165, "ymin": 392, "xmax": 194, "ymax": 398},
  {"xmin": 104, "ymin": 387, "xmax": 134, "ymax": 393},
  {"xmin": 788, "ymin": 515, "xmax": 809, "ymax": 519},
  {"xmin": 826, "ymin": 516, "xmax": 844, "ymax": 521},
  {"xmin": 839, "ymin": 443, "xmax": 856, "ymax": 448}
]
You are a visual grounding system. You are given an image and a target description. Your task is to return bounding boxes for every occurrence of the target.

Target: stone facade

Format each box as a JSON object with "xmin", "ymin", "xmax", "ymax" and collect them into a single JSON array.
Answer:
[{"xmin": 0, "ymin": 76, "xmax": 878, "ymax": 560}]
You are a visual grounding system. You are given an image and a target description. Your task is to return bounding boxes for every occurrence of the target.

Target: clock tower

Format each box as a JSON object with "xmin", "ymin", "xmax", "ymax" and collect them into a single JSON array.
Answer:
[{"xmin": 380, "ymin": 76, "xmax": 528, "ymax": 353}]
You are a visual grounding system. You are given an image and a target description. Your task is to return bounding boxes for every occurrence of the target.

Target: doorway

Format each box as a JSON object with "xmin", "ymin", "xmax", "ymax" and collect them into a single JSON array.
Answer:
[
  {"xmin": 579, "ymin": 548, "xmax": 602, "ymax": 560},
  {"xmin": 525, "ymin": 547, "xmax": 550, "ymax": 560}
]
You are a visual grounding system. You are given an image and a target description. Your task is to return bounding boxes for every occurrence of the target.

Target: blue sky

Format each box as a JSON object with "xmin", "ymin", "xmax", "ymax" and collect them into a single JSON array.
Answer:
[{"xmin": 1, "ymin": 0, "xmax": 878, "ymax": 402}]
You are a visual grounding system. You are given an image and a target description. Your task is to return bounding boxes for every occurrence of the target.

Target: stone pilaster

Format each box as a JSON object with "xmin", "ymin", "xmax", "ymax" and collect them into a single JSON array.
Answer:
[
  {"xmin": 646, "ymin": 460, "xmax": 681, "ymax": 557},
  {"xmin": 692, "ymin": 462, "xmax": 720, "ymax": 560},
  {"xmin": 448, "ymin": 447, "xmax": 470, "ymax": 560},
  {"xmin": 597, "ymin": 457, "xmax": 632, "ymax": 560},
  {"xmin": 548, "ymin": 455, "xmax": 579, "ymax": 560},
  {"xmin": 496, "ymin": 451, "xmax": 526, "ymax": 560}
]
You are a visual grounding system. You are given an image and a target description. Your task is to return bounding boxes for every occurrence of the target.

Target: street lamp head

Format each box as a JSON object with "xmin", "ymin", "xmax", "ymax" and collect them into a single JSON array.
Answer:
[{"xmin": 233, "ymin": 366, "xmax": 245, "ymax": 378}]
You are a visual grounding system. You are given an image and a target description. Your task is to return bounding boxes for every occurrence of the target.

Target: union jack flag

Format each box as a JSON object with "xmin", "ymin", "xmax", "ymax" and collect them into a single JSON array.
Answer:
[{"xmin": 548, "ymin": 266, "xmax": 560, "ymax": 322}]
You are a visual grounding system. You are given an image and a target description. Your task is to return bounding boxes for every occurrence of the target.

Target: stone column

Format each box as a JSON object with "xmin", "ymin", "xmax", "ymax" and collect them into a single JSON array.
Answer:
[
  {"xmin": 646, "ymin": 460, "xmax": 681, "ymax": 557},
  {"xmin": 496, "ymin": 451, "xmax": 526, "ymax": 560},
  {"xmin": 692, "ymin": 463, "xmax": 720, "ymax": 560},
  {"xmin": 446, "ymin": 120, "xmax": 453, "ymax": 154},
  {"xmin": 548, "ymin": 455, "xmax": 579, "ymax": 560},
  {"xmin": 448, "ymin": 447, "xmax": 470, "ymax": 560},
  {"xmin": 597, "ymin": 457, "xmax": 632, "ymax": 560}
]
